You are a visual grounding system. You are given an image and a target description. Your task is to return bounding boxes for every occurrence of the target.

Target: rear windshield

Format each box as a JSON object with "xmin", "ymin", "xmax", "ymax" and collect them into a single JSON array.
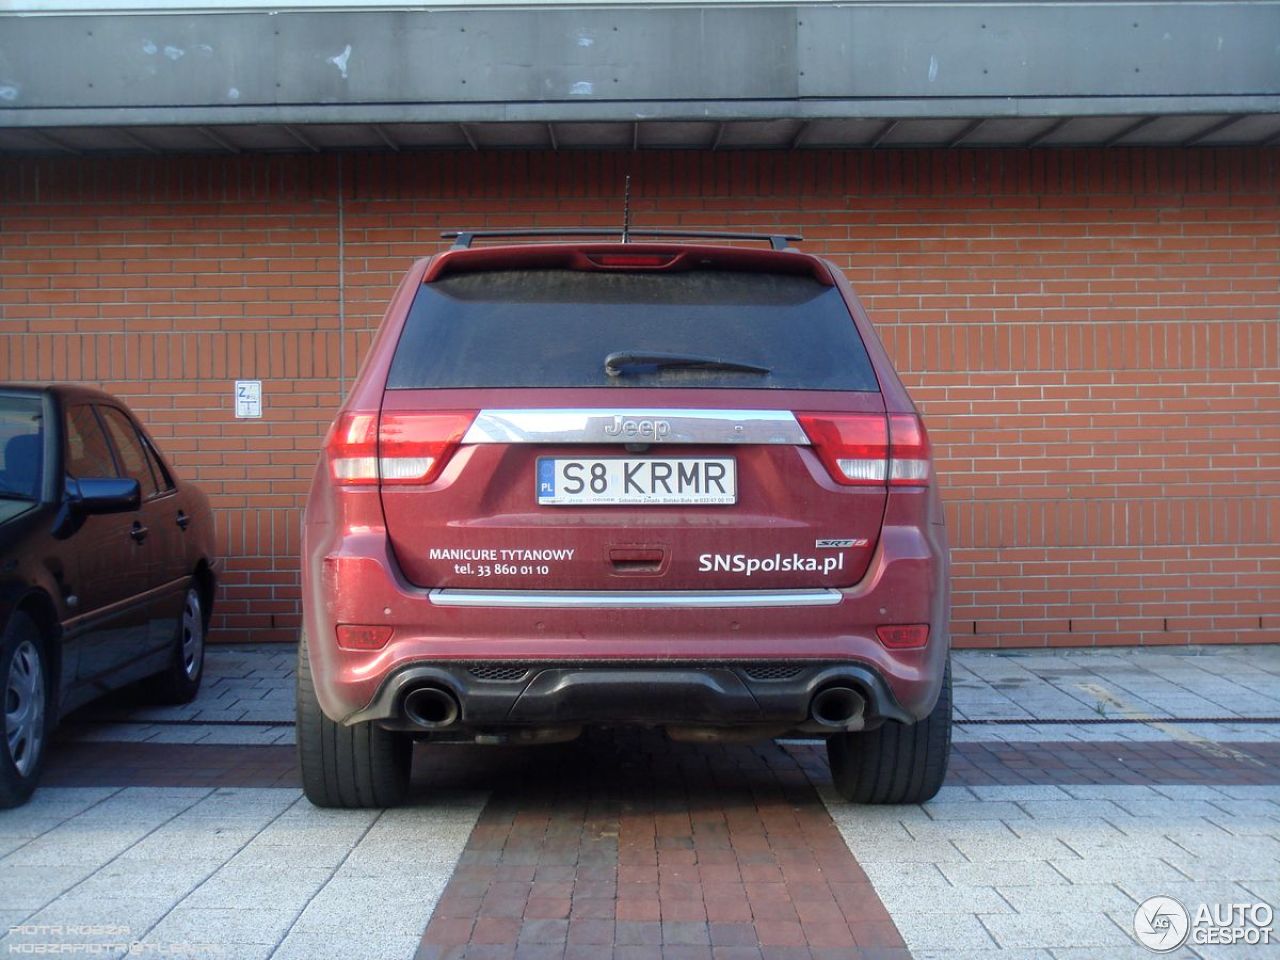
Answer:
[{"xmin": 387, "ymin": 268, "xmax": 879, "ymax": 391}]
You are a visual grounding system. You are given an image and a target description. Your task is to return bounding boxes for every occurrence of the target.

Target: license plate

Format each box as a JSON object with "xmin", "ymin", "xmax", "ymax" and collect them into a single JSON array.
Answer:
[{"xmin": 537, "ymin": 457, "xmax": 736, "ymax": 505}]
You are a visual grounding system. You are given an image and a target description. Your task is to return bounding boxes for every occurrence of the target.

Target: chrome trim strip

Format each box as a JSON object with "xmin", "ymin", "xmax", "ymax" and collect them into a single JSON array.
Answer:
[
  {"xmin": 428, "ymin": 588, "xmax": 841, "ymax": 609},
  {"xmin": 462, "ymin": 409, "xmax": 809, "ymax": 445},
  {"xmin": 60, "ymin": 577, "xmax": 188, "ymax": 637}
]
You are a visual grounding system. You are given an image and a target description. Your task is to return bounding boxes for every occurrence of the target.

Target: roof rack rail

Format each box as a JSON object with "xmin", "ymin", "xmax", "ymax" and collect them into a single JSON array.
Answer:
[{"xmin": 441, "ymin": 229, "xmax": 803, "ymax": 252}]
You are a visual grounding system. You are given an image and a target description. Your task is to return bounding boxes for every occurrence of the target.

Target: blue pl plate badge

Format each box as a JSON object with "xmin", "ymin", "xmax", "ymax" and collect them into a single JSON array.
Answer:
[{"xmin": 537, "ymin": 459, "xmax": 556, "ymax": 499}]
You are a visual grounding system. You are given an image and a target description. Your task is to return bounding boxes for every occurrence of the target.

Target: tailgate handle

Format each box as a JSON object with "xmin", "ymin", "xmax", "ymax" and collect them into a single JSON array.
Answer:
[{"xmin": 609, "ymin": 547, "xmax": 666, "ymax": 574}]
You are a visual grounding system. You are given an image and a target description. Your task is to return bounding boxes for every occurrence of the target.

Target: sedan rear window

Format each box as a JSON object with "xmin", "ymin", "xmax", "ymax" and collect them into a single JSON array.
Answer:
[{"xmin": 388, "ymin": 269, "xmax": 879, "ymax": 391}]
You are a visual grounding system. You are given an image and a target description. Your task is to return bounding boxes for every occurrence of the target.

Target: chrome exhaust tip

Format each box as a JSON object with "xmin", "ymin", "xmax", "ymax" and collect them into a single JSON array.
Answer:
[
  {"xmin": 403, "ymin": 686, "xmax": 461, "ymax": 729},
  {"xmin": 810, "ymin": 686, "xmax": 866, "ymax": 729}
]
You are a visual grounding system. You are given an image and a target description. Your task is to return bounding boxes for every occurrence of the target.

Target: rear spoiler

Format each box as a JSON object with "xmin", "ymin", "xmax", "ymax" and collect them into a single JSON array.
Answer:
[
  {"xmin": 424, "ymin": 235, "xmax": 834, "ymax": 285},
  {"xmin": 443, "ymin": 229, "xmax": 803, "ymax": 251}
]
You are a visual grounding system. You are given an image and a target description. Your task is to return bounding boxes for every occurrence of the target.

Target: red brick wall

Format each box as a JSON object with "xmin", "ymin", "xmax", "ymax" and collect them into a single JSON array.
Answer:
[{"xmin": 1, "ymin": 149, "xmax": 1277, "ymax": 647}]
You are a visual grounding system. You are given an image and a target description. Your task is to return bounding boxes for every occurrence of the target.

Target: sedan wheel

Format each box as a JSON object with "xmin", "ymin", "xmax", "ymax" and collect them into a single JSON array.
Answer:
[
  {"xmin": 144, "ymin": 582, "xmax": 207, "ymax": 705},
  {"xmin": 5, "ymin": 639, "xmax": 45, "ymax": 777},
  {"xmin": 1, "ymin": 612, "xmax": 50, "ymax": 808},
  {"xmin": 180, "ymin": 588, "xmax": 204, "ymax": 681}
]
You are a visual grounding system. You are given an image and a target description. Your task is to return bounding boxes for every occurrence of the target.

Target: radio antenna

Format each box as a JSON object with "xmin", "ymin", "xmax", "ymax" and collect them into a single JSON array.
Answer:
[{"xmin": 622, "ymin": 175, "xmax": 632, "ymax": 243}]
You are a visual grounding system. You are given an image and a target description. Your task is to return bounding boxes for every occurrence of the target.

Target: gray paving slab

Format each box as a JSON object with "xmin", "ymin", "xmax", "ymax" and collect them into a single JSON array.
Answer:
[
  {"xmin": 251, "ymin": 816, "xmax": 378, "ymax": 848},
  {"xmin": 1240, "ymin": 880, "xmax": 1280, "ymax": 904},
  {"xmin": 937, "ymin": 861, "xmax": 1080, "ymax": 889},
  {"xmin": 1161, "ymin": 854, "xmax": 1280, "ymax": 883},
  {"xmin": 19, "ymin": 895, "xmax": 177, "ymax": 945},
  {"xmin": 1148, "ymin": 785, "xmax": 1234, "ymax": 800},
  {"xmin": 74, "ymin": 788, "xmax": 207, "ymax": 818},
  {"xmin": 949, "ymin": 834, "xmax": 1082, "ymax": 863},
  {"xmin": 1213, "ymin": 816, "xmax": 1280, "ymax": 838},
  {"xmin": 70, "ymin": 862, "xmax": 217, "ymax": 901},
  {"xmin": 996, "ymin": 882, "xmax": 1138, "ymax": 915},
  {"xmin": 117, "ymin": 825, "xmax": 263, "ymax": 862},
  {"xmin": 922, "ymin": 800, "xmax": 1028, "ymax": 821},
  {"xmin": 271, "ymin": 930, "xmax": 426, "ymax": 960},
  {"xmin": 169, "ymin": 876, "xmax": 327, "ymax": 913},
  {"xmin": 882, "ymin": 912, "xmax": 1000, "ymax": 952},
  {"xmin": 0, "ymin": 910, "xmax": 29, "ymax": 934},
  {"xmin": 223, "ymin": 839, "xmax": 373, "ymax": 873},
  {"xmin": 0, "ymin": 785, "xmax": 487, "ymax": 960},
  {"xmin": 980, "ymin": 911, "xmax": 1133, "ymax": 949},
  {"xmin": 825, "ymin": 781, "xmax": 1280, "ymax": 958},
  {"xmin": 901, "ymin": 818, "xmax": 1019, "ymax": 843},
  {"xmin": 339, "ymin": 837, "xmax": 480, "ymax": 873},
  {"xmin": 1204, "ymin": 797, "xmax": 1280, "ymax": 816},
  {"xmin": 956, "ymin": 720, "xmax": 1280, "ymax": 743},
  {"xmin": 1015, "ymin": 798, "xmax": 1128, "ymax": 820},
  {"xmin": 1004, "ymin": 818, "xmax": 1129, "ymax": 844},
  {"xmin": 1050, "ymin": 947, "xmax": 1201, "ymax": 960},
  {"xmin": 883, "ymin": 884, "xmax": 1015, "ymax": 915},
  {"xmin": 289, "ymin": 889, "xmax": 444, "ymax": 938},
  {"xmin": 966, "ymin": 784, "xmax": 1074, "ymax": 802},
  {"xmin": 1213, "ymin": 786, "xmax": 1280, "ymax": 801},
  {"xmin": 1048, "ymin": 855, "xmax": 1200, "ymax": 886},
  {"xmin": 0, "ymin": 864, "xmax": 100, "ymax": 909},
  {"xmin": 1190, "ymin": 946, "xmax": 1280, "ymax": 960},
  {"xmin": 1056, "ymin": 783, "xmax": 1160, "ymax": 800},
  {"xmin": 147, "ymin": 906, "xmax": 298, "ymax": 946},
  {"xmin": 1114, "ymin": 880, "xmax": 1263, "ymax": 910}
]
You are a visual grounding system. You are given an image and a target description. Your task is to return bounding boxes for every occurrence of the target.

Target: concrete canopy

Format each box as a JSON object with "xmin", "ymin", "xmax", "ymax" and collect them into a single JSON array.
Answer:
[{"xmin": 1, "ymin": 1, "xmax": 1279, "ymax": 154}]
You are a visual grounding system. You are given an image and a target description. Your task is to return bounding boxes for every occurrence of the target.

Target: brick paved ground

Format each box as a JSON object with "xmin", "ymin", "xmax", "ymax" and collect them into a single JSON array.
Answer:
[
  {"xmin": 416, "ymin": 734, "xmax": 911, "ymax": 960},
  {"xmin": 3, "ymin": 645, "xmax": 1278, "ymax": 959}
]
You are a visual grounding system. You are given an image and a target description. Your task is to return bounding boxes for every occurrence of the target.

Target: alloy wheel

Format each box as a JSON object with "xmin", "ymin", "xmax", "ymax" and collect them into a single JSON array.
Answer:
[
  {"xmin": 181, "ymin": 589, "xmax": 204, "ymax": 681},
  {"xmin": 5, "ymin": 640, "xmax": 44, "ymax": 777}
]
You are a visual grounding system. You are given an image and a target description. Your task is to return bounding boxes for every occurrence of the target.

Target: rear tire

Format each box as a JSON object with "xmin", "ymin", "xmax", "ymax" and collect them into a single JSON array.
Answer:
[
  {"xmin": 296, "ymin": 633, "xmax": 411, "ymax": 808},
  {"xmin": 144, "ymin": 583, "xmax": 205, "ymax": 705},
  {"xmin": 827, "ymin": 659, "xmax": 951, "ymax": 804},
  {"xmin": 2, "ymin": 611, "xmax": 53, "ymax": 809}
]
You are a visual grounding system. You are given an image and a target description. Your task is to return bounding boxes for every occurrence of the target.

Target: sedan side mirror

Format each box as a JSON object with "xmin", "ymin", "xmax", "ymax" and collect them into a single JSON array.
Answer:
[
  {"xmin": 75, "ymin": 477, "xmax": 142, "ymax": 515},
  {"xmin": 52, "ymin": 477, "xmax": 141, "ymax": 539}
]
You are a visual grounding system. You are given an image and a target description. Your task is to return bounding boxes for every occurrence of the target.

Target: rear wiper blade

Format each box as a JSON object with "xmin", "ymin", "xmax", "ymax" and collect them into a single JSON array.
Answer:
[{"xmin": 604, "ymin": 351, "xmax": 771, "ymax": 378}]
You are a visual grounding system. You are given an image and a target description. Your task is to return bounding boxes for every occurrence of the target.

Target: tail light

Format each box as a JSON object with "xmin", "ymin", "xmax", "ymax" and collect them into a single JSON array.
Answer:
[
  {"xmin": 378, "ymin": 411, "xmax": 475, "ymax": 485},
  {"xmin": 796, "ymin": 413, "xmax": 888, "ymax": 485},
  {"xmin": 327, "ymin": 410, "xmax": 475, "ymax": 485},
  {"xmin": 887, "ymin": 413, "xmax": 931, "ymax": 486},
  {"xmin": 327, "ymin": 412, "xmax": 379, "ymax": 485},
  {"xmin": 797, "ymin": 411, "xmax": 932, "ymax": 487}
]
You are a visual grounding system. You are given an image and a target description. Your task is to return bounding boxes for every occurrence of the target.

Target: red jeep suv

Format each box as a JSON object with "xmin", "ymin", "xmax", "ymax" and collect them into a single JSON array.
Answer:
[{"xmin": 298, "ymin": 230, "xmax": 950, "ymax": 808}]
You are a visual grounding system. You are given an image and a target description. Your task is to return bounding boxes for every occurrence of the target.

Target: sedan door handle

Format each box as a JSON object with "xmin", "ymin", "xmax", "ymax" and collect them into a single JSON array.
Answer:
[
  {"xmin": 176, "ymin": 511, "xmax": 191, "ymax": 531},
  {"xmin": 130, "ymin": 522, "xmax": 149, "ymax": 543}
]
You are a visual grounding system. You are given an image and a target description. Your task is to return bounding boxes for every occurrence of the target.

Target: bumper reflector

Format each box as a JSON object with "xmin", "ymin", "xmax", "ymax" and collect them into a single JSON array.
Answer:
[
  {"xmin": 875, "ymin": 624, "xmax": 930, "ymax": 649},
  {"xmin": 336, "ymin": 624, "xmax": 393, "ymax": 650}
]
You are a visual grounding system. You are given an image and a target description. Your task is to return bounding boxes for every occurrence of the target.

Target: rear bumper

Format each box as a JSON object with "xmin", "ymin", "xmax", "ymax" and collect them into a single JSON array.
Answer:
[
  {"xmin": 304, "ymin": 515, "xmax": 950, "ymax": 732},
  {"xmin": 350, "ymin": 660, "xmax": 911, "ymax": 730}
]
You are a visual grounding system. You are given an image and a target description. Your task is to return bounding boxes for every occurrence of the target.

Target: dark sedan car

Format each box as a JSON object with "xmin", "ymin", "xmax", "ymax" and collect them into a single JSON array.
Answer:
[{"xmin": 0, "ymin": 384, "xmax": 218, "ymax": 807}]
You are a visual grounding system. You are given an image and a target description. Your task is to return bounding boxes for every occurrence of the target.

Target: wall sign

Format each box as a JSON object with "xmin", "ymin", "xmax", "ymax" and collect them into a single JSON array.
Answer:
[{"xmin": 234, "ymin": 380, "xmax": 263, "ymax": 419}]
